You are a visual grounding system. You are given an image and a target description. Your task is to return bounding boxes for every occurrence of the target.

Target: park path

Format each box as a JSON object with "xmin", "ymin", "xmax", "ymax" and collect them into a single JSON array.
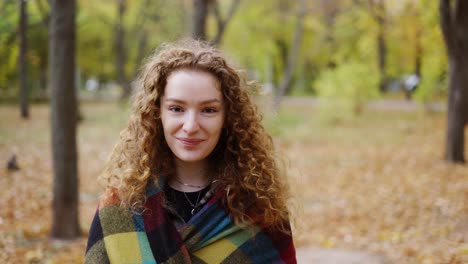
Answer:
[
  {"xmin": 296, "ymin": 247, "xmax": 387, "ymax": 264},
  {"xmin": 283, "ymin": 96, "xmax": 400, "ymax": 263}
]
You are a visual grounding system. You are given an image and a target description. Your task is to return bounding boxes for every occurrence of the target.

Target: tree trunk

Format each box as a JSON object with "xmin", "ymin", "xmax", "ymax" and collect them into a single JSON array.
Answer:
[
  {"xmin": 272, "ymin": 38, "xmax": 289, "ymax": 86},
  {"xmin": 405, "ymin": 27, "xmax": 423, "ymax": 102},
  {"xmin": 116, "ymin": 0, "xmax": 132, "ymax": 100},
  {"xmin": 319, "ymin": 0, "xmax": 339, "ymax": 69},
  {"xmin": 273, "ymin": 0, "xmax": 305, "ymax": 110},
  {"xmin": 49, "ymin": 0, "xmax": 80, "ymax": 238},
  {"xmin": 439, "ymin": 0, "xmax": 468, "ymax": 163},
  {"xmin": 377, "ymin": 31, "xmax": 386, "ymax": 92},
  {"xmin": 371, "ymin": 0, "xmax": 387, "ymax": 93},
  {"xmin": 18, "ymin": 0, "xmax": 29, "ymax": 118},
  {"xmin": 133, "ymin": 31, "xmax": 148, "ymax": 77},
  {"xmin": 192, "ymin": 0, "xmax": 210, "ymax": 40},
  {"xmin": 414, "ymin": 28, "xmax": 422, "ymax": 77},
  {"xmin": 132, "ymin": 0, "xmax": 151, "ymax": 78},
  {"xmin": 445, "ymin": 59, "xmax": 468, "ymax": 162}
]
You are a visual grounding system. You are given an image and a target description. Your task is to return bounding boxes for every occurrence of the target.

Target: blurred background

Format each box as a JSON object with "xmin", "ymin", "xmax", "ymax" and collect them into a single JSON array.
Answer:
[{"xmin": 1, "ymin": 0, "xmax": 467, "ymax": 263}]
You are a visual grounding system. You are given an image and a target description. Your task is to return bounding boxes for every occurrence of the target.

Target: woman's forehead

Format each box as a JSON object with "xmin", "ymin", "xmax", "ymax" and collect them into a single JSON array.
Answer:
[{"xmin": 163, "ymin": 69, "xmax": 223, "ymax": 103}]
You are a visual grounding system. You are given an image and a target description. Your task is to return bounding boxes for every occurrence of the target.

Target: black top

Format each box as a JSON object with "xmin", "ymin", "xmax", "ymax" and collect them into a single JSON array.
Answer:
[{"xmin": 165, "ymin": 185, "xmax": 211, "ymax": 223}]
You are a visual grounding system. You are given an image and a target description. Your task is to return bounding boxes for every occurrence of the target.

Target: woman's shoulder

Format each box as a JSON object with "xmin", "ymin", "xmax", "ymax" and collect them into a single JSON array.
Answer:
[
  {"xmin": 97, "ymin": 187, "xmax": 122, "ymax": 210},
  {"xmin": 97, "ymin": 182, "xmax": 162, "ymax": 211}
]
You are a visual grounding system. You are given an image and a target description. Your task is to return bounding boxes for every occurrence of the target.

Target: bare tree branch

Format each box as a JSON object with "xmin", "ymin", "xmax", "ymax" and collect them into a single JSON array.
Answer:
[{"xmin": 212, "ymin": 0, "xmax": 240, "ymax": 45}]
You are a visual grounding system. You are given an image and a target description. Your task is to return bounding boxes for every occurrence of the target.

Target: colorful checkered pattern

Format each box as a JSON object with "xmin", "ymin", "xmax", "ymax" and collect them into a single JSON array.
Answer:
[{"xmin": 85, "ymin": 182, "xmax": 296, "ymax": 264}]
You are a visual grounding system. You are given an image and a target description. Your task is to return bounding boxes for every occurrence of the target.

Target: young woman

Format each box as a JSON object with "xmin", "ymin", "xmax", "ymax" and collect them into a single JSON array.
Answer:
[{"xmin": 85, "ymin": 39, "xmax": 296, "ymax": 264}]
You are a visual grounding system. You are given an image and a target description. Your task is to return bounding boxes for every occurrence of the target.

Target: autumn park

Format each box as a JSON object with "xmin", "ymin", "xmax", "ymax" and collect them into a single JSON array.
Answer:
[{"xmin": 1, "ymin": 0, "xmax": 467, "ymax": 263}]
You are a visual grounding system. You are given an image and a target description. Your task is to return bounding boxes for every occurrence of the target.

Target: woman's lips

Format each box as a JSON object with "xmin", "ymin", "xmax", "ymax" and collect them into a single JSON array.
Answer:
[{"xmin": 177, "ymin": 138, "xmax": 204, "ymax": 146}]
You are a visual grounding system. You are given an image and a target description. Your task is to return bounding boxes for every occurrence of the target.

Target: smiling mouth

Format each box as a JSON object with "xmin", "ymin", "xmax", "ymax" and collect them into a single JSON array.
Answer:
[{"xmin": 177, "ymin": 138, "xmax": 204, "ymax": 146}]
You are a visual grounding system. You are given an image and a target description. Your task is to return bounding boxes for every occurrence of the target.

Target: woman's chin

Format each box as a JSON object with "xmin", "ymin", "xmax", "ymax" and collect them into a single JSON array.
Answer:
[{"xmin": 174, "ymin": 152, "xmax": 209, "ymax": 163}]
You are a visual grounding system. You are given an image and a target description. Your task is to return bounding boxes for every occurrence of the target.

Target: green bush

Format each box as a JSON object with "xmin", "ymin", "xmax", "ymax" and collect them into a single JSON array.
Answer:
[{"xmin": 315, "ymin": 61, "xmax": 380, "ymax": 117}]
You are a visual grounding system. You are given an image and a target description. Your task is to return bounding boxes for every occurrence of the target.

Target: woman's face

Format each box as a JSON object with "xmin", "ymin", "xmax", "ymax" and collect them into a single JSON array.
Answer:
[{"xmin": 160, "ymin": 69, "xmax": 225, "ymax": 164}]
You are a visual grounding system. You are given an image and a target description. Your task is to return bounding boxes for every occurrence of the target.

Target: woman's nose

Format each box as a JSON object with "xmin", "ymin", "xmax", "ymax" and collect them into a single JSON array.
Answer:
[{"xmin": 182, "ymin": 112, "xmax": 200, "ymax": 134}]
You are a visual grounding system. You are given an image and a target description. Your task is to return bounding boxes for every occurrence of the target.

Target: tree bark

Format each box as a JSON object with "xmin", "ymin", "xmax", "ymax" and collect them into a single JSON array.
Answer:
[
  {"xmin": 439, "ymin": 0, "xmax": 468, "ymax": 163},
  {"xmin": 49, "ymin": 0, "xmax": 80, "ymax": 238},
  {"xmin": 446, "ymin": 59, "xmax": 468, "ymax": 162},
  {"xmin": 273, "ymin": 0, "xmax": 305, "ymax": 110},
  {"xmin": 116, "ymin": 0, "xmax": 132, "ymax": 100},
  {"xmin": 192, "ymin": 0, "xmax": 210, "ymax": 40},
  {"xmin": 18, "ymin": 0, "xmax": 29, "ymax": 118}
]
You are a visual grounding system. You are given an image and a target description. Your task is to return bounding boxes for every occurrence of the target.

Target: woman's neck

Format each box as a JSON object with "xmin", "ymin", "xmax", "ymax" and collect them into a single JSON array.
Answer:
[{"xmin": 170, "ymin": 158, "xmax": 211, "ymax": 192}]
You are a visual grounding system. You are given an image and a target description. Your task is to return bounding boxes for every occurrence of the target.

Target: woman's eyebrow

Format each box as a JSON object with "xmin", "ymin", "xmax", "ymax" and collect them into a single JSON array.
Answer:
[
  {"xmin": 164, "ymin": 98, "xmax": 185, "ymax": 103},
  {"xmin": 200, "ymin": 99, "xmax": 222, "ymax": 105},
  {"xmin": 164, "ymin": 98, "xmax": 222, "ymax": 104}
]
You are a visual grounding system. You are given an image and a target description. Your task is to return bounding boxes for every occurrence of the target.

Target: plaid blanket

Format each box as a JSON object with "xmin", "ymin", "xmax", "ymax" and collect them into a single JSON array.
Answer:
[{"xmin": 85, "ymin": 181, "xmax": 296, "ymax": 264}]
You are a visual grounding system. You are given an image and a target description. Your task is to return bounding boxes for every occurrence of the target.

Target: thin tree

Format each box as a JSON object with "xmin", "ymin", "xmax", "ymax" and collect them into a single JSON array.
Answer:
[
  {"xmin": 34, "ymin": 0, "xmax": 50, "ymax": 101},
  {"xmin": 192, "ymin": 0, "xmax": 210, "ymax": 40},
  {"xmin": 404, "ymin": 3, "xmax": 423, "ymax": 101},
  {"xmin": 132, "ymin": 0, "xmax": 151, "ymax": 78},
  {"xmin": 319, "ymin": 0, "xmax": 340, "ymax": 68},
  {"xmin": 49, "ymin": 0, "xmax": 80, "ymax": 238},
  {"xmin": 115, "ymin": 0, "xmax": 132, "ymax": 100},
  {"xmin": 192, "ymin": 0, "xmax": 240, "ymax": 45},
  {"xmin": 369, "ymin": 0, "xmax": 387, "ymax": 93},
  {"xmin": 211, "ymin": 0, "xmax": 240, "ymax": 45},
  {"xmin": 273, "ymin": 0, "xmax": 306, "ymax": 110},
  {"xmin": 439, "ymin": 0, "xmax": 468, "ymax": 163},
  {"xmin": 18, "ymin": 0, "xmax": 29, "ymax": 118}
]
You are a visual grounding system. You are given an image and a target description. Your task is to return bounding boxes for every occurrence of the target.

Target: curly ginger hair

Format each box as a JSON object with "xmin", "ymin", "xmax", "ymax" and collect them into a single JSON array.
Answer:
[{"xmin": 101, "ymin": 39, "xmax": 291, "ymax": 232}]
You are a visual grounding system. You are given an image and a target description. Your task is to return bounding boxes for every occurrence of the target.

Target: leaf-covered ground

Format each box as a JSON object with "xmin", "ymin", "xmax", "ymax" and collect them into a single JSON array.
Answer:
[{"xmin": 0, "ymin": 101, "xmax": 467, "ymax": 263}]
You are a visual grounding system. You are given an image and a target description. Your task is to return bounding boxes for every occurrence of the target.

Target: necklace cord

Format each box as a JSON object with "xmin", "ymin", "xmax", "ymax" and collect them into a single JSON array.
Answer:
[
  {"xmin": 182, "ymin": 190, "xmax": 202, "ymax": 215},
  {"xmin": 174, "ymin": 177, "xmax": 211, "ymax": 189}
]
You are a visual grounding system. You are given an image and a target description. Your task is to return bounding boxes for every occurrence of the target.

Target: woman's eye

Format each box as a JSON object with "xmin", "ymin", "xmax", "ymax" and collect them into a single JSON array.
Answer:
[
  {"xmin": 169, "ymin": 106, "xmax": 183, "ymax": 112},
  {"xmin": 202, "ymin": 107, "xmax": 218, "ymax": 113}
]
